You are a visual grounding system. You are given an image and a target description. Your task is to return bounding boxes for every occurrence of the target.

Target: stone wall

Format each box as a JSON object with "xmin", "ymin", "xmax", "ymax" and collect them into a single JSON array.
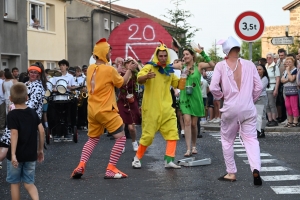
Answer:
[{"xmin": 289, "ymin": 4, "xmax": 300, "ymax": 26}]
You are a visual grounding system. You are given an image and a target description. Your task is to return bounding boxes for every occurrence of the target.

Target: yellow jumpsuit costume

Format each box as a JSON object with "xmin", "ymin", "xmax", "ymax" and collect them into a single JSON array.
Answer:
[{"xmin": 135, "ymin": 43, "xmax": 179, "ymax": 164}]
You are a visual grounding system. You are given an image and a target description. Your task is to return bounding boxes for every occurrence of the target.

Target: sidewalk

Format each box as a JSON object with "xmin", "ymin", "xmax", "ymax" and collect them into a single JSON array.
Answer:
[{"xmin": 201, "ymin": 122, "xmax": 300, "ymax": 133}]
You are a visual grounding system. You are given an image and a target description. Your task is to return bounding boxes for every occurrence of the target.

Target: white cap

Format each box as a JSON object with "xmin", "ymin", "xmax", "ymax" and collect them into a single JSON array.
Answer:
[{"xmin": 217, "ymin": 36, "xmax": 240, "ymax": 55}]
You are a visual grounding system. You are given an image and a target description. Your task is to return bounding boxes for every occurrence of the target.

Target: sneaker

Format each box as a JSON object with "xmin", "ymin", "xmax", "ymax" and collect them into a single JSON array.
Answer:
[
  {"xmin": 82, "ymin": 126, "xmax": 88, "ymax": 131},
  {"xmin": 165, "ymin": 160, "xmax": 181, "ymax": 169},
  {"xmin": 132, "ymin": 156, "xmax": 141, "ymax": 169},
  {"xmin": 213, "ymin": 118, "xmax": 221, "ymax": 123},
  {"xmin": 208, "ymin": 118, "xmax": 216, "ymax": 123},
  {"xmin": 281, "ymin": 119, "xmax": 287, "ymax": 125},
  {"xmin": 132, "ymin": 141, "xmax": 138, "ymax": 152},
  {"xmin": 257, "ymin": 129, "xmax": 265, "ymax": 138}
]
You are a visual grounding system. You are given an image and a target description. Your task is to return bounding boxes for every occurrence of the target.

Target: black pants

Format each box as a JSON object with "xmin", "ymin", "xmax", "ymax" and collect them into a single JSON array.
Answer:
[{"xmin": 77, "ymin": 98, "xmax": 88, "ymax": 128}]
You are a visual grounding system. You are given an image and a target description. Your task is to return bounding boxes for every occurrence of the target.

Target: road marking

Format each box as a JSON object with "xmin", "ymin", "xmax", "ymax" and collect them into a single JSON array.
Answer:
[
  {"xmin": 261, "ymin": 166, "xmax": 289, "ymax": 172},
  {"xmin": 244, "ymin": 159, "xmax": 277, "ymax": 164},
  {"xmin": 236, "ymin": 153, "xmax": 271, "ymax": 157},
  {"xmin": 234, "ymin": 149, "xmax": 246, "ymax": 152},
  {"xmin": 261, "ymin": 175, "xmax": 300, "ymax": 181},
  {"xmin": 234, "ymin": 142, "xmax": 242, "ymax": 145},
  {"xmin": 233, "ymin": 145, "xmax": 244, "ymax": 148},
  {"xmin": 271, "ymin": 186, "xmax": 300, "ymax": 194}
]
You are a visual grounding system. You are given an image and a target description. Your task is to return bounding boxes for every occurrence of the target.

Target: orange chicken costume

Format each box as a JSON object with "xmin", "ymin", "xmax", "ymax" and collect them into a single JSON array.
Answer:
[{"xmin": 71, "ymin": 38, "xmax": 128, "ymax": 179}]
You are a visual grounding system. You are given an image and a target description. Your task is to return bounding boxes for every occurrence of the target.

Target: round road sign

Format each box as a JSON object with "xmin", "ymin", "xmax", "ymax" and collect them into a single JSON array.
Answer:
[{"xmin": 234, "ymin": 11, "xmax": 265, "ymax": 42}]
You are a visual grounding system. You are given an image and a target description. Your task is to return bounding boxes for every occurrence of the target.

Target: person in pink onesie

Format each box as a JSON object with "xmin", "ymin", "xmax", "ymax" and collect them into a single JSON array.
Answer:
[{"xmin": 209, "ymin": 36, "xmax": 263, "ymax": 186}]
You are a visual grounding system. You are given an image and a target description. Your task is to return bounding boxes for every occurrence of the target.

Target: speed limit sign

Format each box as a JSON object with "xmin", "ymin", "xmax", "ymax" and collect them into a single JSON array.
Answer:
[{"xmin": 234, "ymin": 11, "xmax": 265, "ymax": 42}]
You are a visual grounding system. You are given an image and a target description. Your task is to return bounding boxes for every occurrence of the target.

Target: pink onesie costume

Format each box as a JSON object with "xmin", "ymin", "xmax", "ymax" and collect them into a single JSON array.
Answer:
[{"xmin": 210, "ymin": 58, "xmax": 263, "ymax": 174}]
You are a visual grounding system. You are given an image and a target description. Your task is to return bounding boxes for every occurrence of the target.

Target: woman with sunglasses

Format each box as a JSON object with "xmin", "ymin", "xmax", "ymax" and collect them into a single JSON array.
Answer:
[
  {"xmin": 180, "ymin": 46, "xmax": 215, "ymax": 157},
  {"xmin": 117, "ymin": 57, "xmax": 142, "ymax": 151}
]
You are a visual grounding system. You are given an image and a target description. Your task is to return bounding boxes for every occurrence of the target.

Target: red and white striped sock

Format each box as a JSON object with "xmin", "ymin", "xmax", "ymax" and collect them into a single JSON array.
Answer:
[
  {"xmin": 75, "ymin": 137, "xmax": 99, "ymax": 173},
  {"xmin": 108, "ymin": 136, "xmax": 126, "ymax": 166}
]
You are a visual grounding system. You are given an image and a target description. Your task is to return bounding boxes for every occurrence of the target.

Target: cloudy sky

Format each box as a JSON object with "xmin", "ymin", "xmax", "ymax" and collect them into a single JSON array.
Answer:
[{"xmin": 114, "ymin": 0, "xmax": 293, "ymax": 56}]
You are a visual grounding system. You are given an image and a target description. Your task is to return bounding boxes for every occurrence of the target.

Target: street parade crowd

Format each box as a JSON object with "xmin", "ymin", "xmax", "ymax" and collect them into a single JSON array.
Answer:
[{"xmin": 1, "ymin": 36, "xmax": 300, "ymax": 199}]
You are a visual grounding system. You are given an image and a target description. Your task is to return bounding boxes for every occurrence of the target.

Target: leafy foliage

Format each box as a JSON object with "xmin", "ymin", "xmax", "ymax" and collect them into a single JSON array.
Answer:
[
  {"xmin": 163, "ymin": 0, "xmax": 199, "ymax": 48},
  {"xmin": 240, "ymin": 39, "xmax": 261, "ymax": 62}
]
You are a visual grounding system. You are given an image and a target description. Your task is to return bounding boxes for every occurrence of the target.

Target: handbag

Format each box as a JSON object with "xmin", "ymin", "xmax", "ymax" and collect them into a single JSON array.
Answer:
[{"xmin": 284, "ymin": 86, "xmax": 298, "ymax": 96}]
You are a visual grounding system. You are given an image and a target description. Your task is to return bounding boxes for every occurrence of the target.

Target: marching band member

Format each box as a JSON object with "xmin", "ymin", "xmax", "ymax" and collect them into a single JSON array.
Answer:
[{"xmin": 50, "ymin": 59, "xmax": 79, "ymax": 138}]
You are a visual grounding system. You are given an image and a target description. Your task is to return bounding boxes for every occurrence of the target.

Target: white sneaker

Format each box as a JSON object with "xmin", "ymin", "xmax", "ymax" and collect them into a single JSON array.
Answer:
[
  {"xmin": 181, "ymin": 130, "xmax": 185, "ymax": 135},
  {"xmin": 208, "ymin": 118, "xmax": 216, "ymax": 123},
  {"xmin": 132, "ymin": 156, "xmax": 141, "ymax": 169},
  {"xmin": 132, "ymin": 141, "xmax": 138, "ymax": 152},
  {"xmin": 165, "ymin": 161, "xmax": 181, "ymax": 169},
  {"xmin": 213, "ymin": 118, "xmax": 221, "ymax": 123},
  {"xmin": 281, "ymin": 119, "xmax": 287, "ymax": 125},
  {"xmin": 122, "ymin": 147, "xmax": 125, "ymax": 154},
  {"xmin": 82, "ymin": 126, "xmax": 88, "ymax": 131},
  {"xmin": 200, "ymin": 120, "xmax": 208, "ymax": 125}
]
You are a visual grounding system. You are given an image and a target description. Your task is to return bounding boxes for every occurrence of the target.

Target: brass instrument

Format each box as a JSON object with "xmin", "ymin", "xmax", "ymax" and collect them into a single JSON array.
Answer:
[
  {"xmin": 48, "ymin": 70, "xmax": 62, "ymax": 77},
  {"xmin": 77, "ymin": 78, "xmax": 88, "ymax": 107}
]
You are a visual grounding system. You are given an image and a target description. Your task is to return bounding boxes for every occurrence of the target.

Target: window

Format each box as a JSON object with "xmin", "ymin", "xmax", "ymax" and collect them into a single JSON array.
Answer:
[
  {"xmin": 111, "ymin": 21, "xmax": 115, "ymax": 30},
  {"xmin": 29, "ymin": 1, "xmax": 46, "ymax": 29},
  {"xmin": 4, "ymin": 0, "xmax": 17, "ymax": 20},
  {"xmin": 104, "ymin": 18, "xmax": 109, "ymax": 30},
  {"xmin": 47, "ymin": 62, "xmax": 56, "ymax": 69}
]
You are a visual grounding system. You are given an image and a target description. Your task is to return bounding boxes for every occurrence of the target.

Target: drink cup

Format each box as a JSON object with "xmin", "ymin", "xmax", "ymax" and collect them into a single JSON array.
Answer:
[
  {"xmin": 190, "ymin": 41, "xmax": 201, "ymax": 52},
  {"xmin": 178, "ymin": 74, "xmax": 187, "ymax": 90},
  {"xmin": 126, "ymin": 94, "xmax": 134, "ymax": 103},
  {"xmin": 186, "ymin": 86, "xmax": 193, "ymax": 95}
]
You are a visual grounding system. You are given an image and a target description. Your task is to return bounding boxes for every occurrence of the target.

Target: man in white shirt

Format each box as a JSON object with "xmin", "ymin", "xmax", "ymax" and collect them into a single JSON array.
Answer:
[
  {"xmin": 0, "ymin": 71, "xmax": 5, "ymax": 132},
  {"xmin": 265, "ymin": 53, "xmax": 280, "ymax": 126}
]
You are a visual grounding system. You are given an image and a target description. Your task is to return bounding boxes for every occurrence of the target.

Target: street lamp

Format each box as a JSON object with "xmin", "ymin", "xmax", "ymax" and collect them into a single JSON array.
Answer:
[
  {"xmin": 285, "ymin": 26, "xmax": 289, "ymax": 37},
  {"xmin": 107, "ymin": 0, "xmax": 120, "ymax": 33}
]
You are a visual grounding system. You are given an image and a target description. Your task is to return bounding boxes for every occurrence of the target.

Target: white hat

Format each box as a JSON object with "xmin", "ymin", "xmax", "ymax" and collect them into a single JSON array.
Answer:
[{"xmin": 217, "ymin": 36, "xmax": 240, "ymax": 55}]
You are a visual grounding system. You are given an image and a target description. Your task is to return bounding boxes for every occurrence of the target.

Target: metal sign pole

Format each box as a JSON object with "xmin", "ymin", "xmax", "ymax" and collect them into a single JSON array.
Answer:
[{"xmin": 249, "ymin": 42, "xmax": 253, "ymax": 61}]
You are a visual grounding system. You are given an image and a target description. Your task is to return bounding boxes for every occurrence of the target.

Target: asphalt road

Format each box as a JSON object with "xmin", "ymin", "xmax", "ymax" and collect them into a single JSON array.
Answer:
[{"xmin": 0, "ymin": 128, "xmax": 300, "ymax": 200}]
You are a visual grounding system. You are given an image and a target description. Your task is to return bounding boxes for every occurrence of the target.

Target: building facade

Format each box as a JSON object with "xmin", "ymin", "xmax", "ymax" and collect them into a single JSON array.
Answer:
[
  {"xmin": 1, "ymin": 0, "xmax": 28, "ymax": 72},
  {"xmin": 261, "ymin": 0, "xmax": 300, "ymax": 56},
  {"xmin": 27, "ymin": 0, "xmax": 68, "ymax": 70}
]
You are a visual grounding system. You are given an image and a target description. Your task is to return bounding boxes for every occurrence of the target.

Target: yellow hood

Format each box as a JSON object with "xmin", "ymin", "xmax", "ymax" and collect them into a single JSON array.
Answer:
[
  {"xmin": 152, "ymin": 40, "xmax": 171, "ymax": 65},
  {"xmin": 93, "ymin": 38, "xmax": 110, "ymax": 63}
]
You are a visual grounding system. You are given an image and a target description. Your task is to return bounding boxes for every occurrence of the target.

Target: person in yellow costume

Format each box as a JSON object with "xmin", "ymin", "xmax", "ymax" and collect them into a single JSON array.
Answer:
[
  {"xmin": 132, "ymin": 41, "xmax": 182, "ymax": 169},
  {"xmin": 71, "ymin": 38, "xmax": 137, "ymax": 179}
]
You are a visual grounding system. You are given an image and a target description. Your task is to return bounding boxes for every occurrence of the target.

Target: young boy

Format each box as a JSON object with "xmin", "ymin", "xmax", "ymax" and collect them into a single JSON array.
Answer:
[{"xmin": 6, "ymin": 83, "xmax": 45, "ymax": 200}]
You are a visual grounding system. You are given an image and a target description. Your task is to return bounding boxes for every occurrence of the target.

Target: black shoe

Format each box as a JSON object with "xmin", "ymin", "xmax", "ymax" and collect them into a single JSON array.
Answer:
[
  {"xmin": 253, "ymin": 169, "xmax": 262, "ymax": 186},
  {"xmin": 197, "ymin": 134, "xmax": 203, "ymax": 138},
  {"xmin": 267, "ymin": 120, "xmax": 278, "ymax": 127},
  {"xmin": 257, "ymin": 129, "xmax": 265, "ymax": 138}
]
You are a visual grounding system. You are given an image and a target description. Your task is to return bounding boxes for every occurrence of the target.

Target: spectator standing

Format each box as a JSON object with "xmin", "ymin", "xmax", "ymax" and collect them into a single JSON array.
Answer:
[
  {"xmin": 281, "ymin": 57, "xmax": 298, "ymax": 127},
  {"xmin": 265, "ymin": 53, "xmax": 280, "ymax": 126},
  {"xmin": 276, "ymin": 49, "xmax": 287, "ymax": 123},
  {"xmin": 3, "ymin": 69, "xmax": 18, "ymax": 114},
  {"xmin": 0, "ymin": 71, "xmax": 5, "ymax": 132},
  {"xmin": 255, "ymin": 64, "xmax": 270, "ymax": 138}
]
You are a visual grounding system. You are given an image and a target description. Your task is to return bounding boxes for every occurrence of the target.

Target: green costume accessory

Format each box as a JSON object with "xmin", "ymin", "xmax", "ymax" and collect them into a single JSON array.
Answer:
[
  {"xmin": 200, "ymin": 51, "xmax": 211, "ymax": 63},
  {"xmin": 164, "ymin": 155, "xmax": 175, "ymax": 164}
]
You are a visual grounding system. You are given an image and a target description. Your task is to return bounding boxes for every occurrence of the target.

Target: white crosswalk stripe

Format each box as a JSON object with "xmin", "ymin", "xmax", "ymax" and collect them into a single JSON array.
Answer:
[
  {"xmin": 236, "ymin": 153, "xmax": 271, "ymax": 157},
  {"xmin": 270, "ymin": 186, "xmax": 300, "ymax": 194},
  {"xmin": 261, "ymin": 175, "xmax": 300, "ymax": 181},
  {"xmin": 210, "ymin": 133, "xmax": 300, "ymax": 195},
  {"xmin": 244, "ymin": 159, "xmax": 277, "ymax": 164}
]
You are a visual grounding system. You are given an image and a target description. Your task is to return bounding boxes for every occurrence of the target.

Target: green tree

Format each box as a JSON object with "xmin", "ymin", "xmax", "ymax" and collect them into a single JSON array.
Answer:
[
  {"xmin": 163, "ymin": 0, "xmax": 199, "ymax": 48},
  {"xmin": 287, "ymin": 37, "xmax": 300, "ymax": 55},
  {"xmin": 240, "ymin": 39, "xmax": 261, "ymax": 61}
]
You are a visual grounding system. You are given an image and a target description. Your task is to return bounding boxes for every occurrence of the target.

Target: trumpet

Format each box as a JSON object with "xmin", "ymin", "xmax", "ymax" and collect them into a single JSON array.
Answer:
[{"xmin": 77, "ymin": 78, "xmax": 88, "ymax": 107}]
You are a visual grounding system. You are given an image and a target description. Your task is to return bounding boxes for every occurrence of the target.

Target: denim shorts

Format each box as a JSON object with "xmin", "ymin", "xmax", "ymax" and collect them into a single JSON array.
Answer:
[
  {"xmin": 43, "ymin": 103, "xmax": 48, "ymax": 112},
  {"xmin": 6, "ymin": 160, "xmax": 36, "ymax": 184}
]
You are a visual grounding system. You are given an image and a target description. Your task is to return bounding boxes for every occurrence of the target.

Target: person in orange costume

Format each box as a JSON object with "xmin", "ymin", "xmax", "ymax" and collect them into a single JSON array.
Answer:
[
  {"xmin": 71, "ymin": 38, "xmax": 137, "ymax": 179},
  {"xmin": 132, "ymin": 41, "xmax": 182, "ymax": 169}
]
